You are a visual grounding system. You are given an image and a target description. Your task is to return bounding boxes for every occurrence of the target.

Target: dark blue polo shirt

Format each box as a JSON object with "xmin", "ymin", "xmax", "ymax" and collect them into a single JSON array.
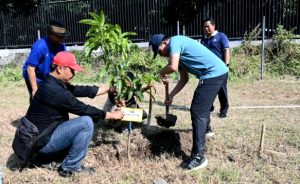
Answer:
[
  {"xmin": 22, "ymin": 36, "xmax": 66, "ymax": 83},
  {"xmin": 201, "ymin": 32, "xmax": 229, "ymax": 62}
]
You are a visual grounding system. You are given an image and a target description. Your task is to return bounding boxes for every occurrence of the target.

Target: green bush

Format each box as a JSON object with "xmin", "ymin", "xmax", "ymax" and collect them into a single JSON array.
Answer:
[
  {"xmin": 265, "ymin": 25, "xmax": 300, "ymax": 76},
  {"xmin": 230, "ymin": 47, "xmax": 261, "ymax": 81},
  {"xmin": 230, "ymin": 24, "xmax": 300, "ymax": 80},
  {"xmin": 0, "ymin": 63, "xmax": 23, "ymax": 84},
  {"xmin": 71, "ymin": 50, "xmax": 104, "ymax": 83}
]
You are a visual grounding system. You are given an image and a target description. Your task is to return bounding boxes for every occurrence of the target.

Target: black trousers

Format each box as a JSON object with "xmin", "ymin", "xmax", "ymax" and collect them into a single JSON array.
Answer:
[
  {"xmin": 211, "ymin": 78, "xmax": 229, "ymax": 114},
  {"xmin": 190, "ymin": 73, "xmax": 228, "ymax": 156}
]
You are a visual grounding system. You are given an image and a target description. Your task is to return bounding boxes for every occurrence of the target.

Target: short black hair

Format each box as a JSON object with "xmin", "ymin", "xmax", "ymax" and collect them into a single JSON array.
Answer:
[
  {"xmin": 50, "ymin": 64, "xmax": 58, "ymax": 72},
  {"xmin": 202, "ymin": 18, "xmax": 215, "ymax": 26}
]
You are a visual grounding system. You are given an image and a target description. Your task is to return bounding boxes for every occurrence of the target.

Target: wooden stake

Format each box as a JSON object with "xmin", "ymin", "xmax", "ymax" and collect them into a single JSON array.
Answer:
[
  {"xmin": 147, "ymin": 87, "xmax": 153, "ymax": 127},
  {"xmin": 127, "ymin": 131, "xmax": 131, "ymax": 161},
  {"xmin": 127, "ymin": 122, "xmax": 132, "ymax": 163},
  {"xmin": 259, "ymin": 124, "xmax": 266, "ymax": 156}
]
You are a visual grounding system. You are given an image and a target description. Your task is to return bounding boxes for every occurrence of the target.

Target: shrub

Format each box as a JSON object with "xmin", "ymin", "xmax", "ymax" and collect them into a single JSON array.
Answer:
[
  {"xmin": 0, "ymin": 63, "xmax": 23, "ymax": 84},
  {"xmin": 265, "ymin": 25, "xmax": 300, "ymax": 76}
]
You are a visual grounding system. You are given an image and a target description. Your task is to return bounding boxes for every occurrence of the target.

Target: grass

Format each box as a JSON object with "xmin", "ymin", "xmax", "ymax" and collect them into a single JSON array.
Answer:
[{"xmin": 0, "ymin": 76, "xmax": 299, "ymax": 184}]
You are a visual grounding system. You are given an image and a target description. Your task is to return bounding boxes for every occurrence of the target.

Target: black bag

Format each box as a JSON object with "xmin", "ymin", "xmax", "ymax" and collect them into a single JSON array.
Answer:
[{"xmin": 12, "ymin": 117, "xmax": 39, "ymax": 166}]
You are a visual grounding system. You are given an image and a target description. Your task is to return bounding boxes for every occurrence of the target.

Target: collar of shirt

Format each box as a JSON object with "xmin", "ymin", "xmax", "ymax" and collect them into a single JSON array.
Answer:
[
  {"xmin": 208, "ymin": 30, "xmax": 218, "ymax": 38},
  {"xmin": 48, "ymin": 74, "xmax": 68, "ymax": 89}
]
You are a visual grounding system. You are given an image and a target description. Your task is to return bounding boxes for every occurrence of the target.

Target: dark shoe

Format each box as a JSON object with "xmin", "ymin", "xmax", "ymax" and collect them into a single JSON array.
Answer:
[
  {"xmin": 210, "ymin": 106, "xmax": 214, "ymax": 112},
  {"xmin": 180, "ymin": 157, "xmax": 192, "ymax": 168},
  {"xmin": 218, "ymin": 113, "xmax": 227, "ymax": 118},
  {"xmin": 184, "ymin": 155, "xmax": 208, "ymax": 170},
  {"xmin": 58, "ymin": 166, "xmax": 95, "ymax": 177}
]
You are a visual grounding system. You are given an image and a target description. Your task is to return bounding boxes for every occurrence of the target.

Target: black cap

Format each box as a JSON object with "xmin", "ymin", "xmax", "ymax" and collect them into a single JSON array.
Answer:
[{"xmin": 149, "ymin": 34, "xmax": 166, "ymax": 59}]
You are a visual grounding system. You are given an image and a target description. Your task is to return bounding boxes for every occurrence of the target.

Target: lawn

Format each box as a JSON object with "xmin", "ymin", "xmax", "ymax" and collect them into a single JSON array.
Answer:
[{"xmin": 0, "ymin": 76, "xmax": 299, "ymax": 184}]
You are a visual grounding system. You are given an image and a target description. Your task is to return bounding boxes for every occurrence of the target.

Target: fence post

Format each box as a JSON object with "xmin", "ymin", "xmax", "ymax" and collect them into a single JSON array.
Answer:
[
  {"xmin": 37, "ymin": 30, "xmax": 41, "ymax": 40},
  {"xmin": 177, "ymin": 21, "xmax": 180, "ymax": 35},
  {"xmin": 1, "ymin": 11, "xmax": 6, "ymax": 48},
  {"xmin": 260, "ymin": 16, "xmax": 265, "ymax": 80}
]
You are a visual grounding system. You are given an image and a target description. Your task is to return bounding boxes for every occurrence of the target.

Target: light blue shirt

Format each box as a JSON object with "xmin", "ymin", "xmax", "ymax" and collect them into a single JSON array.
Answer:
[{"xmin": 168, "ymin": 35, "xmax": 228, "ymax": 79}]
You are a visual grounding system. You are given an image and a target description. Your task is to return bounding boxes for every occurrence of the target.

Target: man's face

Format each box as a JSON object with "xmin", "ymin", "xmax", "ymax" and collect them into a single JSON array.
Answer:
[
  {"xmin": 203, "ymin": 21, "xmax": 216, "ymax": 36},
  {"xmin": 58, "ymin": 66, "xmax": 75, "ymax": 82},
  {"xmin": 49, "ymin": 33, "xmax": 65, "ymax": 47},
  {"xmin": 157, "ymin": 40, "xmax": 169, "ymax": 57}
]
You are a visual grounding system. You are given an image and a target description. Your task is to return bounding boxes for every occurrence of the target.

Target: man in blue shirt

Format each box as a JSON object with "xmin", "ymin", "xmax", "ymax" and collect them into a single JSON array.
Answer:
[
  {"xmin": 201, "ymin": 18, "xmax": 230, "ymax": 119},
  {"xmin": 149, "ymin": 34, "xmax": 228, "ymax": 170},
  {"xmin": 22, "ymin": 19, "xmax": 69, "ymax": 102}
]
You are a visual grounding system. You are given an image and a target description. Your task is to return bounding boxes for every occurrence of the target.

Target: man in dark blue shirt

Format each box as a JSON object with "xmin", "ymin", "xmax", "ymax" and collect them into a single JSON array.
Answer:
[
  {"xmin": 24, "ymin": 51, "xmax": 124, "ymax": 177},
  {"xmin": 202, "ymin": 18, "xmax": 230, "ymax": 121},
  {"xmin": 22, "ymin": 19, "xmax": 69, "ymax": 102}
]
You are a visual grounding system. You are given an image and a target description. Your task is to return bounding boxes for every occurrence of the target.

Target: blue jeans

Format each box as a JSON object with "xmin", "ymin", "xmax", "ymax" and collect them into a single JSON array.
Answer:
[
  {"xmin": 39, "ymin": 116, "xmax": 94, "ymax": 171},
  {"xmin": 190, "ymin": 73, "xmax": 228, "ymax": 156}
]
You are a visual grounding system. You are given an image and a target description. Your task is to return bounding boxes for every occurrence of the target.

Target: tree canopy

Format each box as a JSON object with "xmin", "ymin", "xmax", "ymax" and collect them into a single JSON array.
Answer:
[
  {"xmin": 163, "ymin": 0, "xmax": 209, "ymax": 25},
  {"xmin": 0, "ymin": 0, "xmax": 41, "ymax": 15}
]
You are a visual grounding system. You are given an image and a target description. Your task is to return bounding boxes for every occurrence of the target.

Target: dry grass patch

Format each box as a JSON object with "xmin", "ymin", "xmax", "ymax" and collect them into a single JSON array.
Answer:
[{"xmin": 0, "ymin": 78, "xmax": 299, "ymax": 183}]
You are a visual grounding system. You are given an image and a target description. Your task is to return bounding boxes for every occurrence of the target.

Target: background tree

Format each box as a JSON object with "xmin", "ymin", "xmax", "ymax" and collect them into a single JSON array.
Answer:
[
  {"xmin": 162, "ymin": 0, "xmax": 209, "ymax": 26},
  {"xmin": 0, "ymin": 0, "xmax": 41, "ymax": 15}
]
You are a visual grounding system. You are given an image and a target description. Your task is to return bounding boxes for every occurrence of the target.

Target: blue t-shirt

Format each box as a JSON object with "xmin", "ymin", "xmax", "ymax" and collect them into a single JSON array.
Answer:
[
  {"xmin": 168, "ymin": 35, "xmax": 228, "ymax": 79},
  {"xmin": 201, "ymin": 32, "xmax": 229, "ymax": 62},
  {"xmin": 22, "ymin": 36, "xmax": 66, "ymax": 83}
]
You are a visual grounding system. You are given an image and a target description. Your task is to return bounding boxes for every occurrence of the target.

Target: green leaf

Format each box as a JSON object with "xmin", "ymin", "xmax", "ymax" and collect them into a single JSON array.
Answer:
[
  {"xmin": 79, "ymin": 19, "xmax": 98, "ymax": 26},
  {"xmin": 134, "ymin": 90, "xmax": 144, "ymax": 102},
  {"xmin": 117, "ymin": 80, "xmax": 122, "ymax": 95},
  {"xmin": 99, "ymin": 11, "xmax": 105, "ymax": 26},
  {"xmin": 127, "ymin": 90, "xmax": 133, "ymax": 101},
  {"xmin": 89, "ymin": 12, "xmax": 100, "ymax": 22}
]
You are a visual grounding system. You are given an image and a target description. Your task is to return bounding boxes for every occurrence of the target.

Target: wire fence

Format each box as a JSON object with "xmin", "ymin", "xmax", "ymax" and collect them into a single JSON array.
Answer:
[{"xmin": 0, "ymin": 0, "xmax": 299, "ymax": 48}]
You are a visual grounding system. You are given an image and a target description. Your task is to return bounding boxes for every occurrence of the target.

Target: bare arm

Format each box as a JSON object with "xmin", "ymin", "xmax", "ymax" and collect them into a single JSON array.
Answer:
[
  {"xmin": 224, "ymin": 48, "xmax": 230, "ymax": 65},
  {"xmin": 169, "ymin": 69, "xmax": 189, "ymax": 99},
  {"xmin": 27, "ymin": 66, "xmax": 38, "ymax": 96},
  {"xmin": 96, "ymin": 85, "xmax": 110, "ymax": 96},
  {"xmin": 159, "ymin": 53, "xmax": 189, "ymax": 105},
  {"xmin": 159, "ymin": 53, "xmax": 180, "ymax": 84}
]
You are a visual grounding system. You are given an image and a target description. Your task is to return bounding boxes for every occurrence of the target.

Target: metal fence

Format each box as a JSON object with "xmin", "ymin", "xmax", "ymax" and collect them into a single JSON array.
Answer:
[{"xmin": 0, "ymin": 0, "xmax": 299, "ymax": 49}]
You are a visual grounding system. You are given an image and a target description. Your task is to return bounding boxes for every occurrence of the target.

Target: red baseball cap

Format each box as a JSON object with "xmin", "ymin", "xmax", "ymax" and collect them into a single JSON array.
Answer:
[{"xmin": 53, "ymin": 51, "xmax": 84, "ymax": 72}]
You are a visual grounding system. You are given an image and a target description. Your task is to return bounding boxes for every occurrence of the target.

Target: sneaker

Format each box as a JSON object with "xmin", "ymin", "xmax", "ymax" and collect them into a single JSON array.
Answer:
[
  {"xmin": 180, "ymin": 157, "xmax": 192, "ymax": 168},
  {"xmin": 58, "ymin": 166, "xmax": 95, "ymax": 177},
  {"xmin": 205, "ymin": 130, "xmax": 215, "ymax": 138},
  {"xmin": 184, "ymin": 155, "xmax": 208, "ymax": 170},
  {"xmin": 218, "ymin": 113, "xmax": 227, "ymax": 118}
]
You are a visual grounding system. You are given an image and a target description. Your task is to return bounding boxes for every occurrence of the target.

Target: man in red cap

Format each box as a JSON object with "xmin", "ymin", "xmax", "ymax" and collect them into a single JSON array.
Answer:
[
  {"xmin": 20, "ymin": 51, "xmax": 124, "ymax": 177},
  {"xmin": 22, "ymin": 19, "xmax": 70, "ymax": 102}
]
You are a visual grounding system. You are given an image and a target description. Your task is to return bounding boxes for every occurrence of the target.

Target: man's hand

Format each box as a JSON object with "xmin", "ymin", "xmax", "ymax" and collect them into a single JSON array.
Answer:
[
  {"xmin": 105, "ymin": 110, "xmax": 124, "ymax": 120},
  {"xmin": 32, "ymin": 89, "xmax": 38, "ymax": 97},
  {"xmin": 160, "ymin": 74, "xmax": 170, "ymax": 85},
  {"xmin": 109, "ymin": 86, "xmax": 117, "ymax": 95},
  {"xmin": 96, "ymin": 85, "xmax": 110, "ymax": 96},
  {"xmin": 116, "ymin": 99, "xmax": 126, "ymax": 107},
  {"xmin": 164, "ymin": 95, "xmax": 173, "ymax": 106}
]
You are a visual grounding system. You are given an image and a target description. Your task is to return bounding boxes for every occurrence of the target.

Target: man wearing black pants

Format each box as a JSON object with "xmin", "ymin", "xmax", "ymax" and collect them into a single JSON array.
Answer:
[
  {"xmin": 149, "ymin": 34, "xmax": 228, "ymax": 170},
  {"xmin": 202, "ymin": 18, "xmax": 230, "ymax": 118}
]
